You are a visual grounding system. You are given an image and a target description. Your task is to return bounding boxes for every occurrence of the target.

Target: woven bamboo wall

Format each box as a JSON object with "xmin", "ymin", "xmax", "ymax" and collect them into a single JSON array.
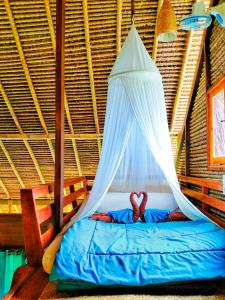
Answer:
[{"xmin": 177, "ymin": 21, "xmax": 225, "ymax": 205}]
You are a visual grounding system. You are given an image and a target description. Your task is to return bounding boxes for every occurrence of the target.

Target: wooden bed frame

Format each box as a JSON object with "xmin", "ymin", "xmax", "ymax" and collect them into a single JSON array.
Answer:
[
  {"xmin": 3, "ymin": 176, "xmax": 90, "ymax": 299},
  {"xmin": 4, "ymin": 175, "xmax": 225, "ymax": 299}
]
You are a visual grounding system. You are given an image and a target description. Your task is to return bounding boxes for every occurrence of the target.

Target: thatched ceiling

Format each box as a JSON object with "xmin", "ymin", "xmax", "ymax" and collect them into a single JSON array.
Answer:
[{"xmin": 0, "ymin": 0, "xmax": 210, "ymax": 212}]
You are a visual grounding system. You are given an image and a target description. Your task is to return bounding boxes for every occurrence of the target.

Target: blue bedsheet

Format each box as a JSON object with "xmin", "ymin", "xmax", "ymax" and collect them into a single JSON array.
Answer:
[{"xmin": 51, "ymin": 218, "xmax": 225, "ymax": 286}]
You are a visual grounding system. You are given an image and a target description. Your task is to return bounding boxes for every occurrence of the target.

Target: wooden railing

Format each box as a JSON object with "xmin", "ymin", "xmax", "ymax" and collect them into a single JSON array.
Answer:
[
  {"xmin": 178, "ymin": 175, "xmax": 225, "ymax": 228},
  {"xmin": 20, "ymin": 176, "xmax": 89, "ymax": 266}
]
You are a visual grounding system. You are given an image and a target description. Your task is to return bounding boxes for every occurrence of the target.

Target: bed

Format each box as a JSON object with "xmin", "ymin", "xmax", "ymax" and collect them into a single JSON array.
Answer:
[
  {"xmin": 5, "ymin": 175, "xmax": 225, "ymax": 299},
  {"xmin": 49, "ymin": 217, "xmax": 225, "ymax": 291}
]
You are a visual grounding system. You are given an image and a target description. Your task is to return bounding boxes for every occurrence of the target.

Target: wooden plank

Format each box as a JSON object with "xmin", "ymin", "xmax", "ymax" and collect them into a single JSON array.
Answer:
[
  {"xmin": 64, "ymin": 176, "xmax": 86, "ymax": 188},
  {"xmin": 32, "ymin": 184, "xmax": 50, "ymax": 199},
  {"xmin": 20, "ymin": 189, "xmax": 43, "ymax": 266},
  {"xmin": 11, "ymin": 267, "xmax": 49, "ymax": 299},
  {"xmin": 199, "ymin": 208, "xmax": 225, "ymax": 229},
  {"xmin": 178, "ymin": 175, "xmax": 223, "ymax": 191},
  {"xmin": 0, "ymin": 214, "xmax": 24, "ymax": 247},
  {"xmin": 69, "ymin": 184, "xmax": 77, "ymax": 208},
  {"xmin": 182, "ymin": 188, "xmax": 225, "ymax": 212},
  {"xmin": 64, "ymin": 188, "xmax": 86, "ymax": 207},
  {"xmin": 63, "ymin": 205, "xmax": 81, "ymax": 225},
  {"xmin": 2, "ymin": 266, "xmax": 35, "ymax": 300},
  {"xmin": 54, "ymin": 0, "xmax": 65, "ymax": 234},
  {"xmin": 37, "ymin": 205, "xmax": 53, "ymax": 225},
  {"xmin": 41, "ymin": 227, "xmax": 55, "ymax": 249}
]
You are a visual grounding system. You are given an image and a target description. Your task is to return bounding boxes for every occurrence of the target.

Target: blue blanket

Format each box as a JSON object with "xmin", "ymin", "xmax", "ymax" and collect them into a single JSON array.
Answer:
[{"xmin": 51, "ymin": 219, "xmax": 225, "ymax": 286}]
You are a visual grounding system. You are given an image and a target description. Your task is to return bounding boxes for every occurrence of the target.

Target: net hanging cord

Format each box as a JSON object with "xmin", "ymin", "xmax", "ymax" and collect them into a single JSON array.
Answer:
[{"xmin": 131, "ymin": 0, "xmax": 135, "ymax": 24}]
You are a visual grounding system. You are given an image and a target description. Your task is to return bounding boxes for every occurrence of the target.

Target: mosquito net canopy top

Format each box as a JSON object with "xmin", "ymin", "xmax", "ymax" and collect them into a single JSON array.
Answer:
[{"xmin": 75, "ymin": 25, "xmax": 207, "ymax": 222}]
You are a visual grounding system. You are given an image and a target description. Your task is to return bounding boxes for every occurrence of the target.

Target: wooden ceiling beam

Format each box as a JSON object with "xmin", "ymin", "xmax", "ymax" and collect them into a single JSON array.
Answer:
[
  {"xmin": 23, "ymin": 140, "xmax": 45, "ymax": 184},
  {"xmin": 116, "ymin": 0, "xmax": 122, "ymax": 55},
  {"xmin": 82, "ymin": 0, "xmax": 102, "ymax": 157},
  {"xmin": 0, "ymin": 178, "xmax": 10, "ymax": 198},
  {"xmin": 0, "ymin": 80, "xmax": 23, "ymax": 134},
  {"xmin": 0, "ymin": 81, "xmax": 46, "ymax": 185},
  {"xmin": 44, "ymin": 0, "xmax": 82, "ymax": 175},
  {"xmin": 0, "ymin": 140, "xmax": 25, "ymax": 188},
  {"xmin": 0, "ymin": 133, "xmax": 103, "ymax": 140},
  {"xmin": 170, "ymin": 30, "xmax": 194, "ymax": 133},
  {"xmin": 4, "ymin": 0, "xmax": 55, "ymax": 168}
]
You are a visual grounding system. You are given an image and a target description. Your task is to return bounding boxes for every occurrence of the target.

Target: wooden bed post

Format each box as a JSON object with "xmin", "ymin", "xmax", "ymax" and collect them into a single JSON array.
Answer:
[{"xmin": 55, "ymin": 0, "xmax": 66, "ymax": 235}]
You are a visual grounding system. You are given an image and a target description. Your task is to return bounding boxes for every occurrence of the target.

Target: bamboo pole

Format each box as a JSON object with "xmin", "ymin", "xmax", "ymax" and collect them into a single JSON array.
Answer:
[{"xmin": 0, "ymin": 178, "xmax": 10, "ymax": 198}]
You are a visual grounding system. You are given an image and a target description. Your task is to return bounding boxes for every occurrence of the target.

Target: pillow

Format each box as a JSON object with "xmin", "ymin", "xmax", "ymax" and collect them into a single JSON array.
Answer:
[
  {"xmin": 144, "ymin": 209, "xmax": 170, "ymax": 223},
  {"xmin": 166, "ymin": 211, "xmax": 189, "ymax": 222}
]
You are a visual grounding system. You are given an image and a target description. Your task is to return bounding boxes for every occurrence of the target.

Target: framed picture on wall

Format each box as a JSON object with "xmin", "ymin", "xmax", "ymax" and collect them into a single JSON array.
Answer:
[{"xmin": 207, "ymin": 76, "xmax": 225, "ymax": 170}]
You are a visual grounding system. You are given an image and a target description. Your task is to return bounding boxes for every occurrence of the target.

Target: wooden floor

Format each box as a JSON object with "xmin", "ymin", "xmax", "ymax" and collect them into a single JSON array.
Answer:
[{"xmin": 4, "ymin": 266, "xmax": 225, "ymax": 300}]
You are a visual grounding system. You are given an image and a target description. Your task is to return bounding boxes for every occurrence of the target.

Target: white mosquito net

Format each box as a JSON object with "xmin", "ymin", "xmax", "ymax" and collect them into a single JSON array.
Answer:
[{"xmin": 75, "ymin": 25, "xmax": 207, "ymax": 222}]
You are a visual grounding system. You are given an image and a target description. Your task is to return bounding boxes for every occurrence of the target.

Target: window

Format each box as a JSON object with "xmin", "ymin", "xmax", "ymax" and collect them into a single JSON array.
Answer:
[{"xmin": 207, "ymin": 76, "xmax": 225, "ymax": 169}]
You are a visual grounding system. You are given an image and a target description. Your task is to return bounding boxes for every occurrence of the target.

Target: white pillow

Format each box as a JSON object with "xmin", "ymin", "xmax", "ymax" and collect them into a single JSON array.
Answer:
[{"xmin": 97, "ymin": 192, "xmax": 178, "ymax": 212}]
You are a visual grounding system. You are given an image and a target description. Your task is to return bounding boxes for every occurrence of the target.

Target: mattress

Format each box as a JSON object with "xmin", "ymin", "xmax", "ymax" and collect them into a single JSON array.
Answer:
[{"xmin": 50, "ymin": 218, "xmax": 225, "ymax": 289}]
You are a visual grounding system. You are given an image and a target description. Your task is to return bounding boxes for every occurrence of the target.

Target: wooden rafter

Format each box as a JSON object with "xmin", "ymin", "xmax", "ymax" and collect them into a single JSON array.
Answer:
[
  {"xmin": 152, "ymin": 0, "xmax": 163, "ymax": 62},
  {"xmin": 44, "ymin": 0, "xmax": 81, "ymax": 175},
  {"xmin": 24, "ymin": 140, "xmax": 45, "ymax": 184},
  {"xmin": 4, "ymin": 0, "xmax": 54, "ymax": 172},
  {"xmin": 0, "ymin": 140, "xmax": 25, "ymax": 188},
  {"xmin": 170, "ymin": 0, "xmax": 211, "ymax": 136},
  {"xmin": 82, "ymin": 0, "xmax": 102, "ymax": 157},
  {"xmin": 116, "ymin": 0, "xmax": 122, "ymax": 55},
  {"xmin": 0, "ymin": 177, "xmax": 10, "ymax": 198},
  {"xmin": 170, "ymin": 30, "xmax": 194, "ymax": 133},
  {"xmin": 0, "ymin": 80, "xmax": 45, "ymax": 185},
  {"xmin": 0, "ymin": 133, "xmax": 103, "ymax": 140}
]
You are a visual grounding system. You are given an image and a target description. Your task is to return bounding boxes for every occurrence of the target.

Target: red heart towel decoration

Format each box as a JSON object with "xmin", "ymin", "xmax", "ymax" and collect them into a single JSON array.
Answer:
[{"xmin": 130, "ymin": 192, "xmax": 148, "ymax": 222}]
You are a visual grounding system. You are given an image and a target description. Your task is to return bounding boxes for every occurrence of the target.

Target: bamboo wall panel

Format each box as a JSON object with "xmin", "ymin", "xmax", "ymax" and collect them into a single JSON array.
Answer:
[
  {"xmin": 0, "ymin": 94, "xmax": 18, "ymax": 133},
  {"xmin": 177, "ymin": 21, "xmax": 225, "ymax": 209},
  {"xmin": 210, "ymin": 22, "xmax": 225, "ymax": 85}
]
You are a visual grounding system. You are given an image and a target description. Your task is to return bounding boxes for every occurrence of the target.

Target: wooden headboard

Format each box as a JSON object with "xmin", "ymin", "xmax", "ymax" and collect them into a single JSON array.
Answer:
[{"xmin": 20, "ymin": 176, "xmax": 89, "ymax": 267}]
